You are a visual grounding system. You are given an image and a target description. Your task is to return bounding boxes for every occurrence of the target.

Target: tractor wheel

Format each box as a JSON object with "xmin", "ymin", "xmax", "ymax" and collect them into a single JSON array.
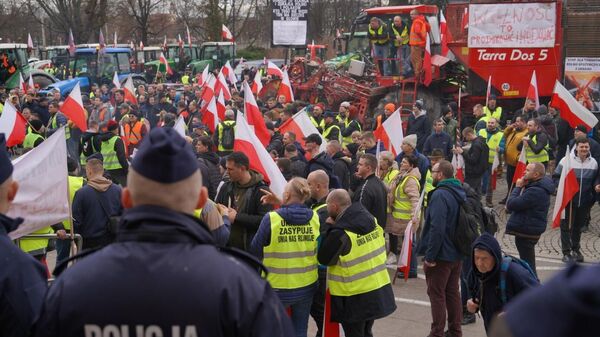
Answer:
[{"xmin": 30, "ymin": 72, "xmax": 56, "ymax": 89}]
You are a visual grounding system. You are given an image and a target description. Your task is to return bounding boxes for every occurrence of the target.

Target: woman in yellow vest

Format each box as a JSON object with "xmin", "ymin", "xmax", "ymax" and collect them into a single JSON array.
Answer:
[
  {"xmin": 385, "ymin": 155, "xmax": 421, "ymax": 273},
  {"xmin": 378, "ymin": 151, "xmax": 400, "ymax": 188},
  {"xmin": 250, "ymin": 178, "xmax": 319, "ymax": 337}
]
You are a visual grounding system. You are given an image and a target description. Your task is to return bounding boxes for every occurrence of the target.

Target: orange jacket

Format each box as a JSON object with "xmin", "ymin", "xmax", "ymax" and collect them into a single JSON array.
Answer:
[{"xmin": 409, "ymin": 15, "xmax": 429, "ymax": 47}]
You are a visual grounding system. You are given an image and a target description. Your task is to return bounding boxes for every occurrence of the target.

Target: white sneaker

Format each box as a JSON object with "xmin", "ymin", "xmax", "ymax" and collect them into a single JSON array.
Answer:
[{"xmin": 386, "ymin": 253, "xmax": 398, "ymax": 265}]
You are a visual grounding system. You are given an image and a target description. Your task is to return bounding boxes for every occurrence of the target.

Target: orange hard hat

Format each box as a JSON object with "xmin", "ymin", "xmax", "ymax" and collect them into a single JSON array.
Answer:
[{"xmin": 384, "ymin": 103, "xmax": 396, "ymax": 112}]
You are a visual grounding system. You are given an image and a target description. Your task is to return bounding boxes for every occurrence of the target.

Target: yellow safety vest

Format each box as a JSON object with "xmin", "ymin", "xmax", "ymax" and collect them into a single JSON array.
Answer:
[
  {"xmin": 50, "ymin": 114, "xmax": 71, "ymax": 140},
  {"xmin": 525, "ymin": 134, "xmax": 549, "ymax": 163},
  {"xmin": 62, "ymin": 176, "xmax": 84, "ymax": 230},
  {"xmin": 478, "ymin": 129, "xmax": 504, "ymax": 164},
  {"xmin": 181, "ymin": 74, "xmax": 190, "ymax": 85},
  {"xmin": 368, "ymin": 24, "xmax": 389, "ymax": 45},
  {"xmin": 322, "ymin": 124, "xmax": 341, "ymax": 142},
  {"xmin": 483, "ymin": 106, "xmax": 503, "ymax": 122},
  {"xmin": 310, "ymin": 115, "xmax": 325, "ymax": 131},
  {"xmin": 424, "ymin": 169, "xmax": 434, "ymax": 207},
  {"xmin": 327, "ymin": 221, "xmax": 390, "ymax": 296},
  {"xmin": 391, "ymin": 24, "xmax": 409, "ymax": 47},
  {"xmin": 382, "ymin": 169, "xmax": 399, "ymax": 186},
  {"xmin": 391, "ymin": 176, "xmax": 420, "ymax": 220},
  {"xmin": 101, "ymin": 135, "xmax": 123, "ymax": 170},
  {"xmin": 217, "ymin": 120, "xmax": 236, "ymax": 152},
  {"xmin": 263, "ymin": 211, "xmax": 319, "ymax": 290},
  {"xmin": 337, "ymin": 116, "xmax": 362, "ymax": 146},
  {"xmin": 19, "ymin": 226, "xmax": 53, "ymax": 256},
  {"xmin": 23, "ymin": 132, "xmax": 44, "ymax": 149}
]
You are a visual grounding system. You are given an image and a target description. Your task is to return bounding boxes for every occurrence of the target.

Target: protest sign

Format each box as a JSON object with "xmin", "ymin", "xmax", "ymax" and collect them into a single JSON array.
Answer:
[
  {"xmin": 564, "ymin": 57, "xmax": 600, "ymax": 113},
  {"xmin": 272, "ymin": 0, "xmax": 309, "ymax": 46}
]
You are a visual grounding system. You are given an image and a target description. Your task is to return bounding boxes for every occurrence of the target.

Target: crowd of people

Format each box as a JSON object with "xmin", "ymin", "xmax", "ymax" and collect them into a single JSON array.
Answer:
[{"xmin": 2, "ymin": 57, "xmax": 600, "ymax": 337}]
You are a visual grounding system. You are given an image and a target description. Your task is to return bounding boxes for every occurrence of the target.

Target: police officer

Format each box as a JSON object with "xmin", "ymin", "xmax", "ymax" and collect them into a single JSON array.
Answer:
[
  {"xmin": 0, "ymin": 134, "xmax": 47, "ymax": 337},
  {"xmin": 318, "ymin": 189, "xmax": 396, "ymax": 336},
  {"xmin": 34, "ymin": 127, "xmax": 294, "ymax": 337},
  {"xmin": 251, "ymin": 177, "xmax": 319, "ymax": 337}
]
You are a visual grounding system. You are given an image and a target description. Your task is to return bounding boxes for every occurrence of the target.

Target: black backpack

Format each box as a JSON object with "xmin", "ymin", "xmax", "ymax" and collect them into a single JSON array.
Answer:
[
  {"xmin": 221, "ymin": 123, "xmax": 235, "ymax": 149},
  {"xmin": 439, "ymin": 186, "xmax": 484, "ymax": 256}
]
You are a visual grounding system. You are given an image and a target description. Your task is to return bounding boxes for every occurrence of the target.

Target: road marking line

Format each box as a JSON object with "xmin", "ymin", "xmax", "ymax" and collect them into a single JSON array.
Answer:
[
  {"xmin": 536, "ymin": 266, "xmax": 564, "ymax": 271},
  {"xmin": 395, "ymin": 297, "xmax": 431, "ymax": 307}
]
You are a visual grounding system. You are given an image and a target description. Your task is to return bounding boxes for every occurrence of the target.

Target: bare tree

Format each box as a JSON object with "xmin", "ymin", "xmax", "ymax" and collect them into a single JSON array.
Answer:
[
  {"xmin": 119, "ymin": 0, "xmax": 166, "ymax": 44},
  {"xmin": 32, "ymin": 0, "xmax": 109, "ymax": 43}
]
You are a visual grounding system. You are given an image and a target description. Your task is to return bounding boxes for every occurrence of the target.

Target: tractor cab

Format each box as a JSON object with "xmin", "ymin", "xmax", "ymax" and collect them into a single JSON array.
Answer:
[
  {"xmin": 186, "ymin": 42, "xmax": 236, "ymax": 76},
  {"xmin": 291, "ymin": 43, "xmax": 327, "ymax": 63},
  {"xmin": 0, "ymin": 43, "xmax": 57, "ymax": 90}
]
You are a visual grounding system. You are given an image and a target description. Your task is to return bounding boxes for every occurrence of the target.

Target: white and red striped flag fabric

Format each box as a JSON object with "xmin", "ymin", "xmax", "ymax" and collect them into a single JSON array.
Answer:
[
  {"xmin": 28, "ymin": 74, "xmax": 34, "ymax": 91},
  {"xmin": 277, "ymin": 70, "xmax": 294, "ymax": 103},
  {"xmin": 186, "ymin": 25, "xmax": 192, "ymax": 48},
  {"xmin": 112, "ymin": 71, "xmax": 121, "ymax": 89},
  {"xmin": 267, "ymin": 61, "xmax": 284, "ymax": 78},
  {"xmin": 440, "ymin": 12, "xmax": 451, "ymax": 57},
  {"xmin": 277, "ymin": 108, "xmax": 327, "ymax": 152},
  {"xmin": 200, "ymin": 65, "xmax": 210, "ymax": 86},
  {"xmin": 19, "ymin": 72, "xmax": 26, "ymax": 93},
  {"xmin": 423, "ymin": 34, "xmax": 432, "ymax": 87},
  {"xmin": 485, "ymin": 75, "xmax": 492, "ymax": 107},
  {"xmin": 234, "ymin": 112, "xmax": 286, "ymax": 198},
  {"xmin": 27, "ymin": 33, "xmax": 34, "ymax": 50},
  {"xmin": 60, "ymin": 82, "xmax": 87, "ymax": 131},
  {"xmin": 452, "ymin": 153, "xmax": 465, "ymax": 183},
  {"xmin": 201, "ymin": 74, "xmax": 216, "ymax": 104},
  {"xmin": 0, "ymin": 100, "xmax": 27, "ymax": 147},
  {"xmin": 68, "ymin": 29, "xmax": 76, "ymax": 56},
  {"xmin": 123, "ymin": 75, "xmax": 138, "ymax": 105},
  {"xmin": 216, "ymin": 69, "xmax": 232, "ymax": 100},
  {"xmin": 159, "ymin": 52, "xmax": 173, "ymax": 75},
  {"xmin": 242, "ymin": 81, "xmax": 270, "ymax": 146},
  {"xmin": 216, "ymin": 90, "xmax": 226, "ymax": 121},
  {"xmin": 222, "ymin": 61, "xmax": 237, "ymax": 85},
  {"xmin": 222, "ymin": 24, "xmax": 234, "ymax": 41},
  {"xmin": 512, "ymin": 149, "xmax": 527, "ymax": 184},
  {"xmin": 526, "ymin": 70, "xmax": 540, "ymax": 110},
  {"xmin": 491, "ymin": 153, "xmax": 500, "ymax": 190},
  {"xmin": 550, "ymin": 80, "xmax": 598, "ymax": 131},
  {"xmin": 251, "ymin": 70, "xmax": 263, "ymax": 95},
  {"xmin": 201, "ymin": 95, "xmax": 220, "ymax": 134},
  {"xmin": 397, "ymin": 188, "xmax": 424, "ymax": 281},
  {"xmin": 551, "ymin": 146, "xmax": 580, "ymax": 228},
  {"xmin": 462, "ymin": 7, "xmax": 469, "ymax": 30},
  {"xmin": 373, "ymin": 108, "xmax": 404, "ymax": 156}
]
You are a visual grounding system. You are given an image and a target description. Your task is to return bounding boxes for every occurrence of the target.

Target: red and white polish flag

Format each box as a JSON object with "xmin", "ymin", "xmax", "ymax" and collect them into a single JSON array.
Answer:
[
  {"xmin": 201, "ymin": 74, "xmax": 216, "ymax": 105},
  {"xmin": 485, "ymin": 75, "xmax": 492, "ymax": 107},
  {"xmin": 28, "ymin": 74, "xmax": 34, "ymax": 91},
  {"xmin": 222, "ymin": 24, "xmax": 234, "ymax": 41},
  {"xmin": 216, "ymin": 69, "xmax": 232, "ymax": 100},
  {"xmin": 234, "ymin": 111, "xmax": 286, "ymax": 198},
  {"xmin": 277, "ymin": 70, "xmax": 294, "ymax": 103},
  {"xmin": 201, "ymin": 95, "xmax": 220, "ymax": 134},
  {"xmin": 440, "ymin": 12, "xmax": 451, "ymax": 57},
  {"xmin": 222, "ymin": 61, "xmax": 237, "ymax": 85},
  {"xmin": 60, "ymin": 82, "xmax": 88, "ymax": 131},
  {"xmin": 267, "ymin": 61, "xmax": 284, "ymax": 78},
  {"xmin": 512, "ymin": 149, "xmax": 527, "ymax": 185},
  {"xmin": 0, "ymin": 100, "xmax": 27, "ymax": 147},
  {"xmin": 19, "ymin": 72, "xmax": 26, "ymax": 93},
  {"xmin": 123, "ymin": 75, "xmax": 138, "ymax": 105},
  {"xmin": 216, "ymin": 90, "xmax": 226, "ymax": 121},
  {"xmin": 423, "ymin": 34, "xmax": 432, "ymax": 87},
  {"xmin": 373, "ymin": 108, "xmax": 404, "ymax": 156},
  {"xmin": 200, "ymin": 65, "xmax": 210, "ymax": 86},
  {"xmin": 251, "ymin": 70, "xmax": 263, "ymax": 95},
  {"xmin": 452, "ymin": 153, "xmax": 465, "ymax": 183},
  {"xmin": 277, "ymin": 108, "xmax": 327, "ymax": 152},
  {"xmin": 491, "ymin": 153, "xmax": 500, "ymax": 190},
  {"xmin": 112, "ymin": 71, "xmax": 121, "ymax": 89},
  {"xmin": 526, "ymin": 70, "xmax": 540, "ymax": 110},
  {"xmin": 551, "ymin": 146, "xmax": 580, "ymax": 228},
  {"xmin": 159, "ymin": 52, "xmax": 173, "ymax": 75},
  {"xmin": 242, "ymin": 81, "xmax": 271, "ymax": 146},
  {"xmin": 550, "ymin": 80, "xmax": 598, "ymax": 131}
]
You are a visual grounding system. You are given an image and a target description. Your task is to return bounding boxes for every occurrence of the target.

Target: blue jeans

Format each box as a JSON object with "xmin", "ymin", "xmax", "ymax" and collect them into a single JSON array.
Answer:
[
  {"xmin": 372, "ymin": 44, "xmax": 390, "ymax": 76},
  {"xmin": 281, "ymin": 292, "xmax": 314, "ymax": 337},
  {"xmin": 481, "ymin": 164, "xmax": 492, "ymax": 195},
  {"xmin": 55, "ymin": 238, "xmax": 71, "ymax": 266},
  {"xmin": 460, "ymin": 255, "xmax": 472, "ymax": 307}
]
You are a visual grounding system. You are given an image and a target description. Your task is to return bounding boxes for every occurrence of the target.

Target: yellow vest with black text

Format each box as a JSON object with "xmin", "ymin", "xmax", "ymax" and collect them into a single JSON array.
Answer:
[
  {"xmin": 263, "ymin": 211, "xmax": 319, "ymax": 289},
  {"xmin": 101, "ymin": 135, "xmax": 123, "ymax": 170},
  {"xmin": 23, "ymin": 132, "xmax": 44, "ymax": 150},
  {"xmin": 217, "ymin": 120, "xmax": 236, "ymax": 152},
  {"xmin": 322, "ymin": 124, "xmax": 341, "ymax": 142},
  {"xmin": 525, "ymin": 134, "xmax": 549, "ymax": 163},
  {"xmin": 391, "ymin": 24, "xmax": 409, "ymax": 47},
  {"xmin": 327, "ymin": 222, "xmax": 390, "ymax": 296},
  {"xmin": 62, "ymin": 176, "xmax": 84, "ymax": 230},
  {"xmin": 19, "ymin": 226, "xmax": 53, "ymax": 256},
  {"xmin": 369, "ymin": 24, "xmax": 389, "ymax": 45},
  {"xmin": 392, "ymin": 176, "xmax": 421, "ymax": 220},
  {"xmin": 483, "ymin": 106, "xmax": 503, "ymax": 122},
  {"xmin": 478, "ymin": 129, "xmax": 503, "ymax": 164}
]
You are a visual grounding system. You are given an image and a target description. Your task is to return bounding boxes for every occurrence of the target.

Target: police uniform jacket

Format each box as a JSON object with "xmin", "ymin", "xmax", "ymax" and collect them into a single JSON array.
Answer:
[{"xmin": 33, "ymin": 205, "xmax": 294, "ymax": 337}]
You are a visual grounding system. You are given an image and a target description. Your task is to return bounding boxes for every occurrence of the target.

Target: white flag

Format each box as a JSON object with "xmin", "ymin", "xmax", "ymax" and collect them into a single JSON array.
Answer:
[
  {"xmin": 8, "ymin": 128, "xmax": 69, "ymax": 239},
  {"xmin": 174, "ymin": 115, "xmax": 186, "ymax": 138}
]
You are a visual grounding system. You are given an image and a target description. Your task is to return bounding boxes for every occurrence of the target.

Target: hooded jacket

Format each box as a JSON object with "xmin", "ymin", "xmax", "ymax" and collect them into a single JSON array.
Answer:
[
  {"xmin": 317, "ymin": 202, "xmax": 396, "ymax": 323},
  {"xmin": 306, "ymin": 152, "xmax": 341, "ymax": 188},
  {"xmin": 79, "ymin": 130, "xmax": 102, "ymax": 159},
  {"xmin": 33, "ymin": 206, "xmax": 294, "ymax": 337},
  {"xmin": 72, "ymin": 176, "xmax": 123, "ymax": 239},
  {"xmin": 506, "ymin": 176, "xmax": 555, "ymax": 237},
  {"xmin": 0, "ymin": 214, "xmax": 47, "ymax": 337},
  {"xmin": 470, "ymin": 233, "xmax": 538, "ymax": 332},
  {"xmin": 197, "ymin": 151, "xmax": 222, "ymax": 199},
  {"xmin": 417, "ymin": 178, "xmax": 465, "ymax": 262},
  {"xmin": 250, "ymin": 204, "xmax": 318, "ymax": 301},
  {"xmin": 214, "ymin": 170, "xmax": 273, "ymax": 250}
]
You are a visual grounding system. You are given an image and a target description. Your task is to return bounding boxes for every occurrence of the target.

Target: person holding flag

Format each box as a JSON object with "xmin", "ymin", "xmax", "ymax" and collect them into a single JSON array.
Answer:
[
  {"xmin": 502, "ymin": 115, "xmax": 528, "ymax": 204},
  {"xmin": 505, "ymin": 162, "xmax": 554, "ymax": 275},
  {"xmin": 477, "ymin": 118, "xmax": 504, "ymax": 208},
  {"xmin": 553, "ymin": 137, "xmax": 600, "ymax": 263}
]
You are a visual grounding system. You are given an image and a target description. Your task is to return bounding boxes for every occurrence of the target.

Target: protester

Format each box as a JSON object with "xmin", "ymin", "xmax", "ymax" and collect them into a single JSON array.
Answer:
[
  {"xmin": 56, "ymin": 157, "xmax": 84, "ymax": 265},
  {"xmin": 478, "ymin": 118, "xmax": 505, "ymax": 207},
  {"xmin": 338, "ymin": 103, "xmax": 362, "ymax": 147},
  {"xmin": 251, "ymin": 178, "xmax": 319, "ymax": 337},
  {"xmin": 395, "ymin": 134, "xmax": 430, "ymax": 188},
  {"xmin": 318, "ymin": 189, "xmax": 396, "ymax": 336},
  {"xmin": 193, "ymin": 136, "xmax": 222, "ymax": 199},
  {"xmin": 99, "ymin": 120, "xmax": 129, "ymax": 186},
  {"xmin": 418, "ymin": 160, "xmax": 464, "ymax": 337},
  {"xmin": 502, "ymin": 115, "xmax": 528, "ymax": 203},
  {"xmin": 304, "ymin": 133, "xmax": 340, "ymax": 188},
  {"xmin": 406, "ymin": 99, "xmax": 431, "ymax": 152},
  {"xmin": 322, "ymin": 111, "xmax": 341, "ymax": 142},
  {"xmin": 505, "ymin": 163, "xmax": 554, "ymax": 275},
  {"xmin": 423, "ymin": 118, "xmax": 453, "ymax": 160},
  {"xmin": 214, "ymin": 109, "xmax": 236, "ymax": 156},
  {"xmin": 378, "ymin": 151, "xmax": 400, "ymax": 187},
  {"xmin": 34, "ymin": 128, "xmax": 294, "ymax": 337},
  {"xmin": 466, "ymin": 233, "xmax": 539, "ymax": 334},
  {"xmin": 214, "ymin": 152, "xmax": 273, "ymax": 251},
  {"xmin": 518, "ymin": 118, "xmax": 549, "ymax": 167},
  {"xmin": 353, "ymin": 153, "xmax": 388, "ymax": 230},
  {"xmin": 326, "ymin": 140, "xmax": 351, "ymax": 190},
  {"xmin": 456, "ymin": 127, "xmax": 489, "ymax": 195},
  {"xmin": 360, "ymin": 131, "xmax": 385, "ymax": 155},
  {"xmin": 0, "ymin": 134, "xmax": 48, "ymax": 337},
  {"xmin": 284, "ymin": 144, "xmax": 307, "ymax": 178}
]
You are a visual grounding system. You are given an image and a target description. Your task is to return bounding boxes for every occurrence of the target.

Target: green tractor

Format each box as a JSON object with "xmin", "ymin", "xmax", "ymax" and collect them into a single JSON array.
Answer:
[
  {"xmin": 144, "ymin": 44, "xmax": 201, "ymax": 81},
  {"xmin": 0, "ymin": 43, "xmax": 57, "ymax": 90},
  {"xmin": 186, "ymin": 42, "xmax": 236, "ymax": 76},
  {"xmin": 324, "ymin": 31, "xmax": 369, "ymax": 70}
]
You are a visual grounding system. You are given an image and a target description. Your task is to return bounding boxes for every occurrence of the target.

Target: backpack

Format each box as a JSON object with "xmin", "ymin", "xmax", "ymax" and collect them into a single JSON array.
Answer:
[
  {"xmin": 221, "ymin": 123, "xmax": 235, "ymax": 149},
  {"xmin": 499, "ymin": 255, "xmax": 539, "ymax": 304},
  {"xmin": 482, "ymin": 206, "xmax": 499, "ymax": 234},
  {"xmin": 439, "ymin": 186, "xmax": 484, "ymax": 256}
]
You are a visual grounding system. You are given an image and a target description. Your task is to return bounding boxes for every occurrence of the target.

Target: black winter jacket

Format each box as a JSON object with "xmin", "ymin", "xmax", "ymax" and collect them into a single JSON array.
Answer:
[
  {"xmin": 352, "ymin": 174, "xmax": 388, "ymax": 229},
  {"xmin": 463, "ymin": 136, "xmax": 489, "ymax": 178}
]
